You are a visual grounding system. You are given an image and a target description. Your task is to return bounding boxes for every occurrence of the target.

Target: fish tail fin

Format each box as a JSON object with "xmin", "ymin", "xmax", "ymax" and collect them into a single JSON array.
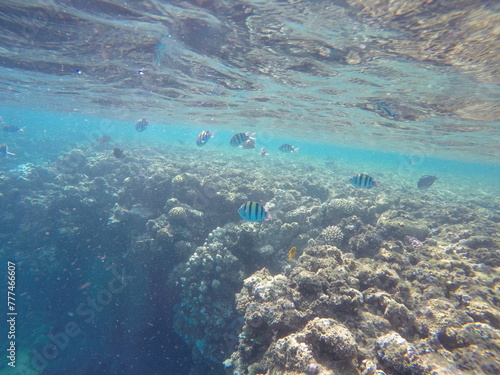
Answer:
[{"xmin": 265, "ymin": 198, "xmax": 284, "ymax": 220}]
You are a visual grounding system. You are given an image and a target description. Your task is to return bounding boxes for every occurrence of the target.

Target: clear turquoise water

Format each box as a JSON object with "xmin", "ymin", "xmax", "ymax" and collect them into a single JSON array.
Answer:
[{"xmin": 2, "ymin": 106, "xmax": 498, "ymax": 195}]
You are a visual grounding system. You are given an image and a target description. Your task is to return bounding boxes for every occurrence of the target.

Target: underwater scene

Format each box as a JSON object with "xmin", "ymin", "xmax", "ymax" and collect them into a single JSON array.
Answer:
[{"xmin": 0, "ymin": 1, "xmax": 499, "ymax": 375}]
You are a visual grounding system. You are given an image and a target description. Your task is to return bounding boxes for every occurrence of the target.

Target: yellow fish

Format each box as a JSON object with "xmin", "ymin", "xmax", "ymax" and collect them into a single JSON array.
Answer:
[{"xmin": 288, "ymin": 246, "xmax": 297, "ymax": 260}]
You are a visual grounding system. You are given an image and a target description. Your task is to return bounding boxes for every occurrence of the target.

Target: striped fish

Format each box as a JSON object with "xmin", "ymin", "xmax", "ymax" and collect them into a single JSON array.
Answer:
[
  {"xmin": 350, "ymin": 174, "xmax": 379, "ymax": 189},
  {"xmin": 196, "ymin": 130, "xmax": 216, "ymax": 146},
  {"xmin": 238, "ymin": 201, "xmax": 271, "ymax": 222},
  {"xmin": 279, "ymin": 144, "xmax": 299, "ymax": 153},
  {"xmin": 135, "ymin": 118, "xmax": 149, "ymax": 132},
  {"xmin": 230, "ymin": 132, "xmax": 255, "ymax": 147}
]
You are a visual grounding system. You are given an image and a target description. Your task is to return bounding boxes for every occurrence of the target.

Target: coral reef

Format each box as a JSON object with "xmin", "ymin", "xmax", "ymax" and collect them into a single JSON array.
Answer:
[
  {"xmin": 0, "ymin": 144, "xmax": 498, "ymax": 375},
  {"xmin": 315, "ymin": 225, "xmax": 344, "ymax": 247},
  {"xmin": 227, "ymin": 234, "xmax": 500, "ymax": 375},
  {"xmin": 324, "ymin": 198, "xmax": 355, "ymax": 222}
]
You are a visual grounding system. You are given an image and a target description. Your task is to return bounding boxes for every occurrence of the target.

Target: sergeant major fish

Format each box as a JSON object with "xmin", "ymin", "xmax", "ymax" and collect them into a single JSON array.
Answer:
[
  {"xmin": 350, "ymin": 173, "xmax": 379, "ymax": 189},
  {"xmin": 230, "ymin": 132, "xmax": 255, "ymax": 147},
  {"xmin": 238, "ymin": 201, "xmax": 272, "ymax": 222},
  {"xmin": 279, "ymin": 144, "xmax": 299, "ymax": 153},
  {"xmin": 135, "ymin": 118, "xmax": 149, "ymax": 132},
  {"xmin": 196, "ymin": 130, "xmax": 216, "ymax": 146}
]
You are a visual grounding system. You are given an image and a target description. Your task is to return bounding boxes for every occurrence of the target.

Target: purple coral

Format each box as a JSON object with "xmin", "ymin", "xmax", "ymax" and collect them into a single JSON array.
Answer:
[
  {"xmin": 307, "ymin": 362, "xmax": 319, "ymax": 373},
  {"xmin": 405, "ymin": 236, "xmax": 424, "ymax": 248}
]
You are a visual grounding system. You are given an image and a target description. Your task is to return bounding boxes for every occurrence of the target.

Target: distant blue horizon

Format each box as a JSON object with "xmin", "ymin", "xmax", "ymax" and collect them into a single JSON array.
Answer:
[{"xmin": 2, "ymin": 105, "xmax": 499, "ymax": 173}]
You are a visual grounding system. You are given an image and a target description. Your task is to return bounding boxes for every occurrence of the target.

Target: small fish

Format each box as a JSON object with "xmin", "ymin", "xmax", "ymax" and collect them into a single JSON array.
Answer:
[
  {"xmin": 135, "ymin": 118, "xmax": 149, "ymax": 132},
  {"xmin": 279, "ymin": 144, "xmax": 299, "ymax": 153},
  {"xmin": 260, "ymin": 147, "xmax": 268, "ymax": 157},
  {"xmin": 375, "ymin": 101, "xmax": 397, "ymax": 117},
  {"xmin": 242, "ymin": 139, "xmax": 256, "ymax": 149},
  {"xmin": 350, "ymin": 173, "xmax": 379, "ymax": 188},
  {"xmin": 97, "ymin": 135, "xmax": 111, "ymax": 144},
  {"xmin": 230, "ymin": 132, "xmax": 255, "ymax": 147},
  {"xmin": 288, "ymin": 246, "xmax": 297, "ymax": 260},
  {"xmin": 238, "ymin": 201, "xmax": 272, "ymax": 222},
  {"xmin": 196, "ymin": 130, "xmax": 216, "ymax": 146},
  {"xmin": 417, "ymin": 175, "xmax": 437, "ymax": 189},
  {"xmin": 2, "ymin": 125, "xmax": 25, "ymax": 133},
  {"xmin": 0, "ymin": 144, "xmax": 15, "ymax": 158},
  {"xmin": 78, "ymin": 281, "xmax": 92, "ymax": 290},
  {"xmin": 113, "ymin": 148, "xmax": 125, "ymax": 158},
  {"xmin": 405, "ymin": 236, "xmax": 424, "ymax": 248}
]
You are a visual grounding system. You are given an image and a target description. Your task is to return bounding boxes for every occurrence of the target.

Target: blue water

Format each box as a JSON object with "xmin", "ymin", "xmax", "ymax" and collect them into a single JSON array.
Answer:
[{"xmin": 2, "ymin": 106, "xmax": 498, "ymax": 187}]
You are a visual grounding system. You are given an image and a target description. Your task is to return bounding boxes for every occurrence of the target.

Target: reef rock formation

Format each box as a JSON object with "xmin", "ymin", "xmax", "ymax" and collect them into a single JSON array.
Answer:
[
  {"xmin": 0, "ymin": 145, "xmax": 498, "ymax": 375},
  {"xmin": 227, "ymin": 236, "xmax": 500, "ymax": 375}
]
